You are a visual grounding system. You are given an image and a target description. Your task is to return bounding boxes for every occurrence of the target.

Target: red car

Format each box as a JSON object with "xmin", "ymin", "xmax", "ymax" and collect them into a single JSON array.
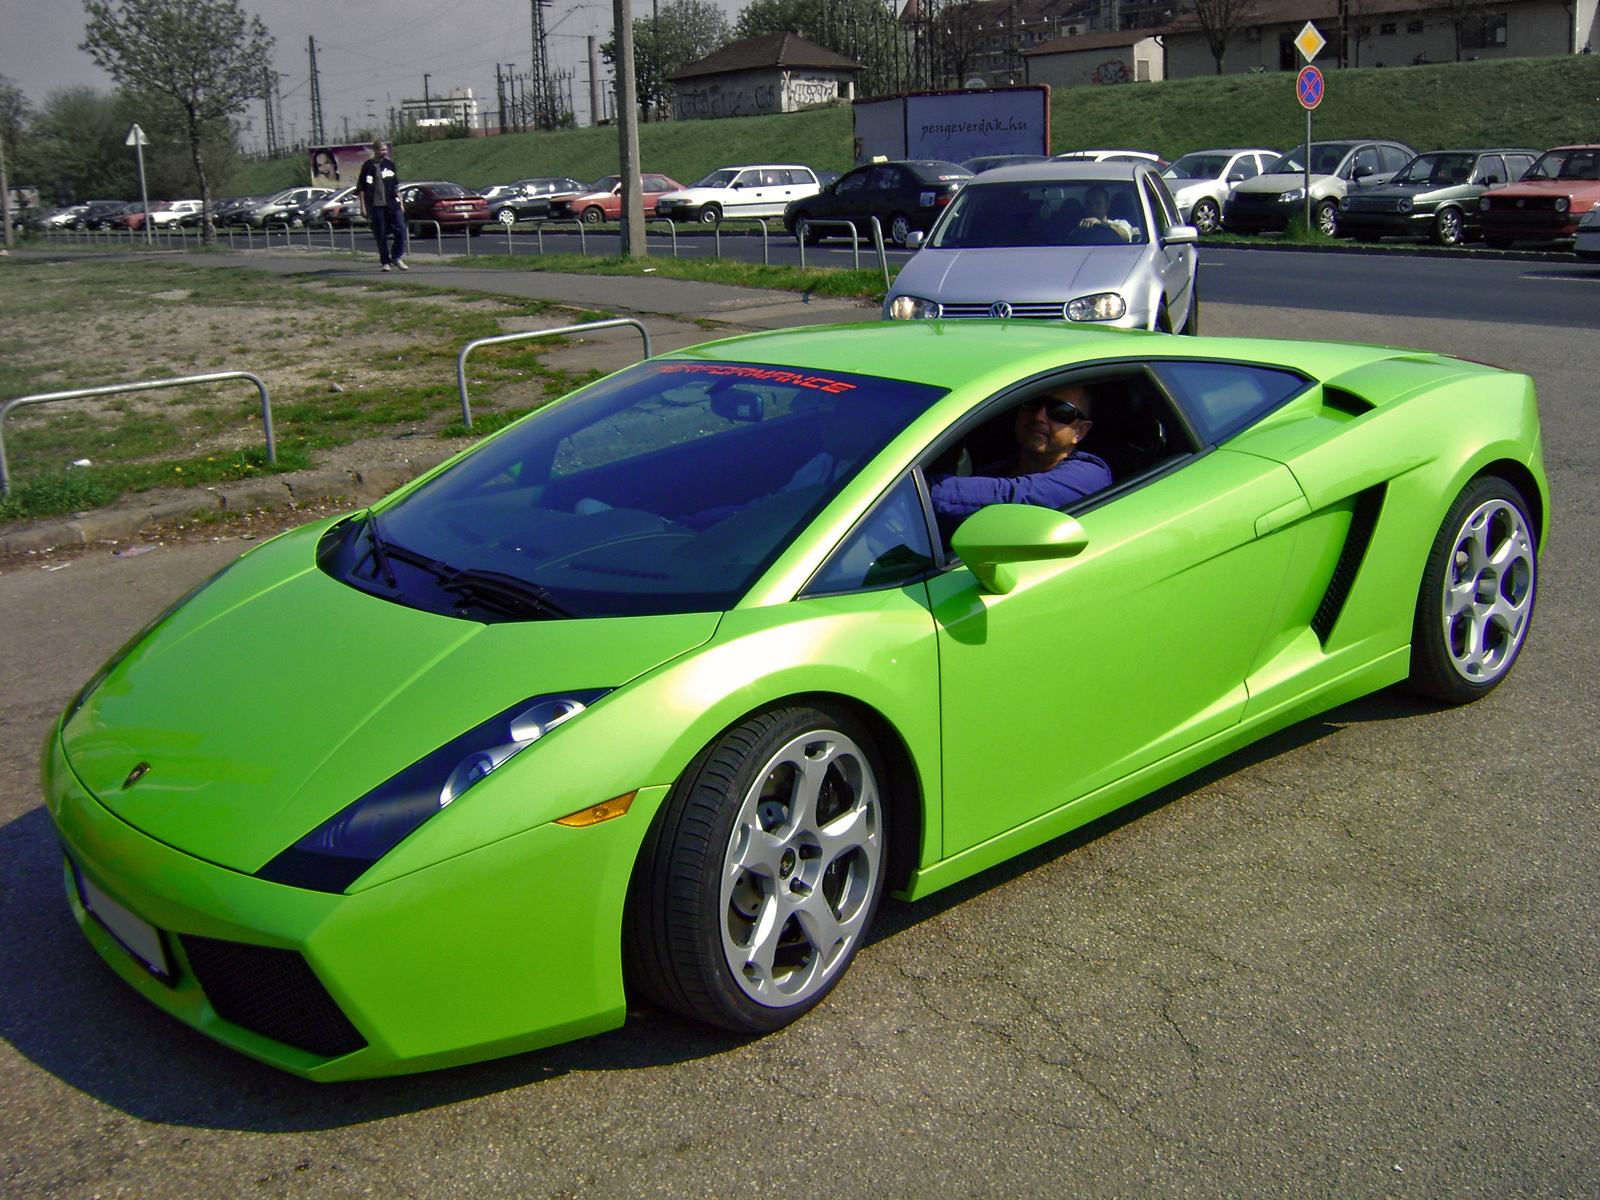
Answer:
[
  {"xmin": 398, "ymin": 181, "xmax": 491, "ymax": 236},
  {"xmin": 1478, "ymin": 145, "xmax": 1600, "ymax": 248},
  {"xmin": 111, "ymin": 201, "xmax": 172, "ymax": 231},
  {"xmin": 549, "ymin": 174, "xmax": 685, "ymax": 224}
]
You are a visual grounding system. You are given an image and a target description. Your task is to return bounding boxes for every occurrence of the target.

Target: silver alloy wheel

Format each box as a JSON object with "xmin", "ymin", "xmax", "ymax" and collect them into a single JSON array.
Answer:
[
  {"xmin": 1192, "ymin": 198, "xmax": 1220, "ymax": 234},
  {"xmin": 890, "ymin": 213, "xmax": 912, "ymax": 245},
  {"xmin": 1442, "ymin": 497, "xmax": 1536, "ymax": 684},
  {"xmin": 497, "ymin": 208, "xmax": 517, "ymax": 226},
  {"xmin": 720, "ymin": 729, "xmax": 882, "ymax": 1008},
  {"xmin": 1315, "ymin": 200, "xmax": 1339, "ymax": 237},
  {"xmin": 1436, "ymin": 207, "xmax": 1463, "ymax": 246}
]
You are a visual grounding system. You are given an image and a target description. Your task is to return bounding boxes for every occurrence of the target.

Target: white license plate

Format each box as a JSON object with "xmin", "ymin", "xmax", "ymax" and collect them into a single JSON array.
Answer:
[{"xmin": 74, "ymin": 865, "xmax": 175, "ymax": 985}]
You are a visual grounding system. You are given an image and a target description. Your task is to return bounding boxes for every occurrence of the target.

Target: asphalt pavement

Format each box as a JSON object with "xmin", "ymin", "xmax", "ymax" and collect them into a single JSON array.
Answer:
[{"xmin": 0, "ymin": 279, "xmax": 1597, "ymax": 1196}]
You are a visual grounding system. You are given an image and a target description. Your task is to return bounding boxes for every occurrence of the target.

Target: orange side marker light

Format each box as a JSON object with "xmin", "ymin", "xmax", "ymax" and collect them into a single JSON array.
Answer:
[{"xmin": 555, "ymin": 791, "xmax": 639, "ymax": 828}]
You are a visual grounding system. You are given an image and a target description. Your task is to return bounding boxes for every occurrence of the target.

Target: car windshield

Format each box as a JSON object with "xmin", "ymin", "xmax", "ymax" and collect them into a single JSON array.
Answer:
[
  {"xmin": 693, "ymin": 169, "xmax": 740, "ymax": 188},
  {"xmin": 1523, "ymin": 148, "xmax": 1600, "ymax": 180},
  {"xmin": 589, "ymin": 175, "xmax": 620, "ymax": 192},
  {"xmin": 929, "ymin": 179, "xmax": 1148, "ymax": 248},
  {"xmin": 333, "ymin": 362, "xmax": 948, "ymax": 619},
  {"xmin": 1163, "ymin": 154, "xmax": 1230, "ymax": 181},
  {"xmin": 1393, "ymin": 152, "xmax": 1477, "ymax": 186},
  {"xmin": 1268, "ymin": 143, "xmax": 1355, "ymax": 174}
]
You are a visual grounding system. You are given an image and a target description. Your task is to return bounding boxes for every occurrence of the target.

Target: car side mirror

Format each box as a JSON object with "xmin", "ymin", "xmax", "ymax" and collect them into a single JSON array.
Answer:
[
  {"xmin": 905, "ymin": 230, "xmax": 924, "ymax": 249},
  {"xmin": 1228, "ymin": 171, "xmax": 1247, "ymax": 182},
  {"xmin": 730, "ymin": 181, "xmax": 743, "ymax": 190},
  {"xmin": 1162, "ymin": 224, "xmax": 1199, "ymax": 245},
  {"xmin": 1353, "ymin": 165, "xmax": 1375, "ymax": 179},
  {"xmin": 1483, "ymin": 175, "xmax": 1501, "ymax": 185},
  {"xmin": 950, "ymin": 505, "xmax": 1089, "ymax": 594}
]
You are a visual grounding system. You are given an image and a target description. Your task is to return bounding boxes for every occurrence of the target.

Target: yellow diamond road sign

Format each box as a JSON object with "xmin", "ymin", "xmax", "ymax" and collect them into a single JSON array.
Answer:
[{"xmin": 1295, "ymin": 21, "xmax": 1327, "ymax": 62}]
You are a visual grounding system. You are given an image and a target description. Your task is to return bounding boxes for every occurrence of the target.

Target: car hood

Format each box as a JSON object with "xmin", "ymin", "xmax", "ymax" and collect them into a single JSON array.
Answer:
[
  {"xmin": 61, "ymin": 524, "xmax": 720, "ymax": 875},
  {"xmin": 1167, "ymin": 179, "xmax": 1222, "ymax": 199},
  {"xmin": 894, "ymin": 245, "xmax": 1145, "ymax": 302},
  {"xmin": 1486, "ymin": 178, "xmax": 1600, "ymax": 201},
  {"xmin": 658, "ymin": 188, "xmax": 725, "ymax": 202},
  {"xmin": 1232, "ymin": 174, "xmax": 1336, "ymax": 195},
  {"xmin": 1360, "ymin": 182, "xmax": 1469, "ymax": 200}
]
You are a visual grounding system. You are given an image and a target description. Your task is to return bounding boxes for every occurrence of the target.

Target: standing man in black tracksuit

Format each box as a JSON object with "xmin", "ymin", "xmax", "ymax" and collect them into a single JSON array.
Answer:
[{"xmin": 358, "ymin": 141, "xmax": 407, "ymax": 271}]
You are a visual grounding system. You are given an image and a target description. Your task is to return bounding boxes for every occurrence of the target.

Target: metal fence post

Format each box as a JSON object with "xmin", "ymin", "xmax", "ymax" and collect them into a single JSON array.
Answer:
[
  {"xmin": 870, "ymin": 217, "xmax": 891, "ymax": 289},
  {"xmin": 506, "ymin": 220, "xmax": 514, "ymax": 255},
  {"xmin": 454, "ymin": 318, "xmax": 652, "ymax": 431},
  {"xmin": 0, "ymin": 371, "xmax": 275, "ymax": 496}
]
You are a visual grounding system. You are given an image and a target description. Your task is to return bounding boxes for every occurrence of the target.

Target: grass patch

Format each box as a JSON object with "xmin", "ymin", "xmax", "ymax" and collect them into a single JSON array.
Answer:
[
  {"xmin": 462, "ymin": 252, "xmax": 894, "ymax": 302},
  {"xmin": 228, "ymin": 56, "xmax": 1600, "ymax": 199},
  {"xmin": 0, "ymin": 471, "xmax": 114, "ymax": 523}
]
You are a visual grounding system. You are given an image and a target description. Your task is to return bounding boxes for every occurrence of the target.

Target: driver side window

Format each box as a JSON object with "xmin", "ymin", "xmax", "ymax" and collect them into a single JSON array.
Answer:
[
  {"xmin": 836, "ymin": 171, "xmax": 869, "ymax": 195},
  {"xmin": 802, "ymin": 474, "xmax": 937, "ymax": 596}
]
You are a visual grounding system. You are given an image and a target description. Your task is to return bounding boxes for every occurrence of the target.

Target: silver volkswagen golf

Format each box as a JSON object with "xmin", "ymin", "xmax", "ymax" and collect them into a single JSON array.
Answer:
[{"xmin": 883, "ymin": 162, "xmax": 1199, "ymax": 334}]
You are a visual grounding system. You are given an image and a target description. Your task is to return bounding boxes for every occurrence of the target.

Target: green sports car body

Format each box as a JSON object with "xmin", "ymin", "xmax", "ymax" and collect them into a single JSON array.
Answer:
[{"xmin": 45, "ymin": 321, "xmax": 1546, "ymax": 1079}]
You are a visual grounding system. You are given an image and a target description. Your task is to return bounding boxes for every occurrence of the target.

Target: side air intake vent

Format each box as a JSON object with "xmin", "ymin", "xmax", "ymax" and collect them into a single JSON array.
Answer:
[
  {"xmin": 1321, "ymin": 386, "xmax": 1375, "ymax": 417},
  {"xmin": 1310, "ymin": 485, "xmax": 1386, "ymax": 644},
  {"xmin": 180, "ymin": 935, "xmax": 367, "ymax": 1058}
]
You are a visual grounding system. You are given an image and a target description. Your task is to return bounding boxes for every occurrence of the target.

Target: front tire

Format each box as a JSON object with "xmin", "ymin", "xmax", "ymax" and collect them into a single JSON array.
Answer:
[
  {"xmin": 626, "ymin": 705, "xmax": 889, "ymax": 1034},
  {"xmin": 1433, "ymin": 207, "xmax": 1465, "ymax": 247},
  {"xmin": 697, "ymin": 204, "xmax": 722, "ymax": 225},
  {"xmin": 1180, "ymin": 283, "xmax": 1199, "ymax": 335},
  {"xmin": 1190, "ymin": 198, "xmax": 1221, "ymax": 235},
  {"xmin": 888, "ymin": 212, "xmax": 913, "ymax": 246},
  {"xmin": 581, "ymin": 205, "xmax": 605, "ymax": 225},
  {"xmin": 1407, "ymin": 475, "xmax": 1537, "ymax": 704},
  {"xmin": 1314, "ymin": 199, "xmax": 1339, "ymax": 237},
  {"xmin": 497, "ymin": 208, "xmax": 518, "ymax": 227}
]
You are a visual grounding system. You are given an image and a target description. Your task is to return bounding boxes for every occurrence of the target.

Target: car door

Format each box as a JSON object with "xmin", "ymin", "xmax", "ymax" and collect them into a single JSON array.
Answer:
[
  {"xmin": 1347, "ymin": 146, "xmax": 1384, "ymax": 190},
  {"xmin": 932, "ymin": 367, "xmax": 1310, "ymax": 855},
  {"xmin": 867, "ymin": 165, "xmax": 905, "ymax": 232},
  {"xmin": 782, "ymin": 168, "xmax": 819, "ymax": 210},
  {"xmin": 726, "ymin": 169, "xmax": 766, "ymax": 217},
  {"xmin": 1144, "ymin": 174, "xmax": 1194, "ymax": 323}
]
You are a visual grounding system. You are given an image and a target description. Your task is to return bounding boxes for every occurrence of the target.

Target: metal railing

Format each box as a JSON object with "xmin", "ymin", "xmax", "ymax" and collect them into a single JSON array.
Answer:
[
  {"xmin": 534, "ymin": 217, "xmax": 587, "ymax": 256},
  {"xmin": 409, "ymin": 218, "xmax": 445, "ymax": 258},
  {"xmin": 648, "ymin": 218, "xmax": 679, "ymax": 258},
  {"xmin": 869, "ymin": 215, "xmax": 892, "ymax": 290},
  {"xmin": 796, "ymin": 219, "xmax": 863, "ymax": 270},
  {"xmin": 455, "ymin": 319, "xmax": 650, "ymax": 431},
  {"xmin": 713, "ymin": 217, "xmax": 771, "ymax": 265},
  {"xmin": 0, "ymin": 371, "xmax": 275, "ymax": 496}
]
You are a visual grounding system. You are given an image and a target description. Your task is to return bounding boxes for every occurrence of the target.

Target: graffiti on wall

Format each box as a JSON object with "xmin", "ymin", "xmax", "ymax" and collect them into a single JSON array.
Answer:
[
  {"xmin": 787, "ymin": 77, "xmax": 837, "ymax": 108},
  {"xmin": 675, "ymin": 82, "xmax": 776, "ymax": 119},
  {"xmin": 1092, "ymin": 59, "xmax": 1132, "ymax": 84}
]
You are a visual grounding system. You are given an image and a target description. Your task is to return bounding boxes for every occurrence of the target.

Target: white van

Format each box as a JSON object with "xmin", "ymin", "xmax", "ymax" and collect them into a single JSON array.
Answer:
[{"xmin": 655, "ymin": 165, "xmax": 822, "ymax": 224}]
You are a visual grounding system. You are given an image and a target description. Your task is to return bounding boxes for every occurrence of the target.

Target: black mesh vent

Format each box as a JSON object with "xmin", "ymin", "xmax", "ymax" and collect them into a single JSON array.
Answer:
[
  {"xmin": 1311, "ymin": 485, "xmax": 1387, "ymax": 644},
  {"xmin": 180, "ymin": 935, "xmax": 367, "ymax": 1059},
  {"xmin": 1321, "ymin": 386, "xmax": 1375, "ymax": 417}
]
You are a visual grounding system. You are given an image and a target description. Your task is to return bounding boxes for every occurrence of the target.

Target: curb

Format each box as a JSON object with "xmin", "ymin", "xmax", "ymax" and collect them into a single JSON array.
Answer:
[
  {"xmin": 1199, "ymin": 238, "xmax": 1579, "ymax": 263},
  {"xmin": 0, "ymin": 453, "xmax": 451, "ymax": 556}
]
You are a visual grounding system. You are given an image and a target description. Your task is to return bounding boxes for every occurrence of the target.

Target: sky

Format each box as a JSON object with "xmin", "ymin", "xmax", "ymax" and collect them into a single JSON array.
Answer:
[{"xmin": 0, "ymin": 0, "xmax": 730, "ymax": 149}]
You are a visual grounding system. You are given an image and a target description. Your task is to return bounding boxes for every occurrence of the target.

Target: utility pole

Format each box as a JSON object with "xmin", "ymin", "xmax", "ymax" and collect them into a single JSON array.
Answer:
[
  {"xmin": 343, "ymin": 115, "xmax": 350, "ymax": 142},
  {"xmin": 613, "ymin": 0, "xmax": 645, "ymax": 257},
  {"xmin": 308, "ymin": 36, "xmax": 326, "ymax": 145},
  {"xmin": 531, "ymin": 0, "xmax": 555, "ymax": 130},
  {"xmin": 423, "ymin": 73, "xmax": 432, "ymax": 120},
  {"xmin": 496, "ymin": 63, "xmax": 507, "ymax": 134},
  {"xmin": 587, "ymin": 36, "xmax": 601, "ymax": 126},
  {"xmin": 262, "ymin": 67, "xmax": 278, "ymax": 156},
  {"xmin": 0, "ymin": 124, "xmax": 13, "ymax": 251}
]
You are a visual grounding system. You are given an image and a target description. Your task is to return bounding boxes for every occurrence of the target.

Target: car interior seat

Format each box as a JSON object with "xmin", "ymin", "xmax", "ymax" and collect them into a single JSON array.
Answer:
[{"xmin": 1078, "ymin": 378, "xmax": 1170, "ymax": 483}]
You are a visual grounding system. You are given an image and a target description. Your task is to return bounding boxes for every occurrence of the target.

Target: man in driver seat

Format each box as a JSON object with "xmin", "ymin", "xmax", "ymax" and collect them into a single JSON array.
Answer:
[{"xmin": 927, "ymin": 385, "xmax": 1112, "ymax": 533}]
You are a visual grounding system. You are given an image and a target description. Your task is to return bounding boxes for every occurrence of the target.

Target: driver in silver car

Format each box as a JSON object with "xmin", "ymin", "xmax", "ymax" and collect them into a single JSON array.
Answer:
[{"xmin": 1077, "ymin": 185, "xmax": 1135, "ymax": 242}]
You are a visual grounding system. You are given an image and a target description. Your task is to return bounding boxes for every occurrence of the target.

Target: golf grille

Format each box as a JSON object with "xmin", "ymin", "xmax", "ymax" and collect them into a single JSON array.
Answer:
[
  {"xmin": 939, "ymin": 301, "xmax": 1065, "ymax": 320},
  {"xmin": 180, "ymin": 935, "xmax": 367, "ymax": 1059},
  {"xmin": 1343, "ymin": 196, "xmax": 1403, "ymax": 213}
]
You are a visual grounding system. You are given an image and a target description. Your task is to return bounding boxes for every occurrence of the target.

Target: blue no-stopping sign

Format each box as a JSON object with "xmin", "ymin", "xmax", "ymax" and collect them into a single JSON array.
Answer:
[{"xmin": 1297, "ymin": 66, "xmax": 1324, "ymax": 109}]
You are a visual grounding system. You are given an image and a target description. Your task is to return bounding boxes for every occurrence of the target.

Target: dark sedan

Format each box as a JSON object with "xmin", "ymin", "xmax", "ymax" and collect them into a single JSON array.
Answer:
[
  {"xmin": 1336, "ymin": 148, "xmax": 1540, "ymax": 246},
  {"xmin": 399, "ymin": 181, "xmax": 491, "ymax": 235},
  {"xmin": 783, "ymin": 160, "xmax": 974, "ymax": 246},
  {"xmin": 484, "ymin": 177, "xmax": 589, "ymax": 225}
]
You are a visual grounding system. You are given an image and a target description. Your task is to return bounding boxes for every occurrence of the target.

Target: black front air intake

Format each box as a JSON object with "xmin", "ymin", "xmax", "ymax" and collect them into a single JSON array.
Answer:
[{"xmin": 180, "ymin": 935, "xmax": 367, "ymax": 1059}]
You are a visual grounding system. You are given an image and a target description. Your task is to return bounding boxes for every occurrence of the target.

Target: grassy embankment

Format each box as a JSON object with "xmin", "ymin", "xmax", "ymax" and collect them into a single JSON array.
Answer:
[
  {"xmin": 0, "ymin": 259, "xmax": 607, "ymax": 521},
  {"xmin": 232, "ymin": 55, "xmax": 1600, "ymax": 196}
]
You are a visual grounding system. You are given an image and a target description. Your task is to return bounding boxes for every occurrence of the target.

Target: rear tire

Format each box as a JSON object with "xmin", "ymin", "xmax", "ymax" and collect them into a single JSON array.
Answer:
[
  {"xmin": 1407, "ymin": 475, "xmax": 1537, "ymax": 705},
  {"xmin": 1180, "ymin": 284, "xmax": 1199, "ymax": 335},
  {"xmin": 625, "ymin": 705, "xmax": 889, "ymax": 1034}
]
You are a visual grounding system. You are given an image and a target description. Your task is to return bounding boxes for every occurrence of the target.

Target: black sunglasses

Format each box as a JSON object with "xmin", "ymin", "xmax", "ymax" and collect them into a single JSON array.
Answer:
[{"xmin": 1021, "ymin": 395, "xmax": 1087, "ymax": 425}]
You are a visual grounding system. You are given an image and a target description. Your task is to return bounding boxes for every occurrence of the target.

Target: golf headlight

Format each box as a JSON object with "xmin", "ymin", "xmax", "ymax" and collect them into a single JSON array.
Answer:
[
  {"xmin": 1279, "ymin": 188, "xmax": 1305, "ymax": 203},
  {"xmin": 888, "ymin": 294, "xmax": 941, "ymax": 320},
  {"xmin": 1480, "ymin": 196, "xmax": 1493, "ymax": 210},
  {"xmin": 1555, "ymin": 197, "xmax": 1570, "ymax": 213},
  {"xmin": 258, "ymin": 689, "xmax": 609, "ymax": 892},
  {"xmin": 1065, "ymin": 293, "xmax": 1126, "ymax": 322},
  {"xmin": 1581, "ymin": 207, "xmax": 1600, "ymax": 226},
  {"xmin": 1397, "ymin": 197, "xmax": 1413, "ymax": 212}
]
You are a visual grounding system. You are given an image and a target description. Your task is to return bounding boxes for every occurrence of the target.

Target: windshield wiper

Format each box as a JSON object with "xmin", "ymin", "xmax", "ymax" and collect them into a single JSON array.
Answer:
[
  {"xmin": 377, "ymin": 541, "xmax": 575, "ymax": 621},
  {"xmin": 363, "ymin": 510, "xmax": 399, "ymax": 590}
]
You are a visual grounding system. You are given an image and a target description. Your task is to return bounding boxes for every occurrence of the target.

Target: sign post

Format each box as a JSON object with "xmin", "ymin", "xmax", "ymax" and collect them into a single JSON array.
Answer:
[
  {"xmin": 1294, "ymin": 23, "xmax": 1326, "ymax": 235},
  {"xmin": 125, "ymin": 124, "xmax": 151, "ymax": 245}
]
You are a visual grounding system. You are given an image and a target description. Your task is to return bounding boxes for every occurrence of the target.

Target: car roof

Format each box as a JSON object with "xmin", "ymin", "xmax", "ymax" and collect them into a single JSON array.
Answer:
[
  {"xmin": 1174, "ymin": 147, "xmax": 1281, "ymax": 155},
  {"xmin": 1542, "ymin": 144, "xmax": 1600, "ymax": 151},
  {"xmin": 709, "ymin": 164, "xmax": 814, "ymax": 171},
  {"xmin": 969, "ymin": 161, "xmax": 1149, "ymax": 184}
]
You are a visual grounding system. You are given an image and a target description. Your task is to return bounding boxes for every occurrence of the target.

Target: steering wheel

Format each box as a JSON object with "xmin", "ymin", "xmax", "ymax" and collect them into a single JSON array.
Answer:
[{"xmin": 1074, "ymin": 223, "xmax": 1129, "ymax": 246}]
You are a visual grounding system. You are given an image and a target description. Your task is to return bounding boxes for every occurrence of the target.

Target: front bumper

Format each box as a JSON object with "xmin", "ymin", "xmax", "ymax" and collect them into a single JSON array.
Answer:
[
  {"xmin": 1222, "ymin": 199, "xmax": 1299, "ymax": 231},
  {"xmin": 1479, "ymin": 211, "xmax": 1580, "ymax": 239},
  {"xmin": 1334, "ymin": 210, "xmax": 1442, "ymax": 235},
  {"xmin": 46, "ymin": 727, "xmax": 663, "ymax": 1080}
]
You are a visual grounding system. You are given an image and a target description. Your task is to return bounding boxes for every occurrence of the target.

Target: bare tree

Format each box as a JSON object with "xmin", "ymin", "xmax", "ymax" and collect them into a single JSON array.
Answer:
[
  {"xmin": 1190, "ymin": 0, "xmax": 1259, "ymax": 74},
  {"xmin": 1436, "ymin": 0, "xmax": 1491, "ymax": 61},
  {"xmin": 81, "ymin": 0, "xmax": 273, "ymax": 244}
]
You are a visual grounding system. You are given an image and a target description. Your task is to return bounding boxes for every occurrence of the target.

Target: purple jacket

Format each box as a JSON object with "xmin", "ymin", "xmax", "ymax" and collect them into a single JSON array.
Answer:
[{"xmin": 927, "ymin": 451, "xmax": 1113, "ymax": 519}]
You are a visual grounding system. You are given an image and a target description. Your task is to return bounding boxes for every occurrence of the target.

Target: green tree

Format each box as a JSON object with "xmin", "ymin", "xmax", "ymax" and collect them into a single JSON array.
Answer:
[
  {"xmin": 604, "ymin": 0, "xmax": 730, "ymax": 120},
  {"xmin": 0, "ymin": 76, "xmax": 33, "ymax": 187},
  {"xmin": 81, "ymin": 0, "xmax": 273, "ymax": 242},
  {"xmin": 31, "ymin": 87, "xmax": 133, "ymax": 203},
  {"xmin": 734, "ymin": 0, "xmax": 907, "ymax": 97}
]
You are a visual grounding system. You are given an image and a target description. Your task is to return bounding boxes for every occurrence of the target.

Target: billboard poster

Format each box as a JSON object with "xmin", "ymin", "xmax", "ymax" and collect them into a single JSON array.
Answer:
[
  {"xmin": 309, "ymin": 144, "xmax": 375, "ymax": 187},
  {"xmin": 852, "ymin": 87, "xmax": 1051, "ymax": 166}
]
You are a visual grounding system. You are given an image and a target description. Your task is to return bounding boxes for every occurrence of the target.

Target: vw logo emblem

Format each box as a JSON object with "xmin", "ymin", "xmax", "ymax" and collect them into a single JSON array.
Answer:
[
  {"xmin": 1516, "ymin": 198, "xmax": 1526, "ymax": 208},
  {"xmin": 989, "ymin": 301, "xmax": 1012, "ymax": 319}
]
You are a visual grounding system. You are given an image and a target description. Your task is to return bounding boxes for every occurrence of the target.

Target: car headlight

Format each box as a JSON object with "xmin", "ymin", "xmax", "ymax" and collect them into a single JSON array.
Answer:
[
  {"xmin": 1580, "ymin": 207, "xmax": 1600, "ymax": 227},
  {"xmin": 1064, "ymin": 293, "xmax": 1126, "ymax": 322},
  {"xmin": 1555, "ymin": 197, "xmax": 1570, "ymax": 213},
  {"xmin": 257, "ymin": 689, "xmax": 609, "ymax": 892},
  {"xmin": 888, "ymin": 294, "xmax": 941, "ymax": 320},
  {"xmin": 1480, "ymin": 196, "xmax": 1494, "ymax": 210},
  {"xmin": 1397, "ymin": 197, "xmax": 1413, "ymax": 213},
  {"xmin": 1279, "ymin": 188, "xmax": 1305, "ymax": 204}
]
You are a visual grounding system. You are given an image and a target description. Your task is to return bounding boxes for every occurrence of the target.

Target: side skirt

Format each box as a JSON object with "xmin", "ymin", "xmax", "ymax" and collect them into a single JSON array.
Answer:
[{"xmin": 898, "ymin": 645, "xmax": 1409, "ymax": 901}]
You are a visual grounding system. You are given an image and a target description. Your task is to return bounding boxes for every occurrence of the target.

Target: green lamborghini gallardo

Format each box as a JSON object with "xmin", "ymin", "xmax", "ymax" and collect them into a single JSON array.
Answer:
[{"xmin": 46, "ymin": 320, "xmax": 1544, "ymax": 1079}]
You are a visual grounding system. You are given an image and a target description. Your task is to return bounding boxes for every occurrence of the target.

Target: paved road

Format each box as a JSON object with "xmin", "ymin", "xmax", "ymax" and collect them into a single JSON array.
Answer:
[{"xmin": 1, "ymin": 300, "xmax": 1597, "ymax": 1198}]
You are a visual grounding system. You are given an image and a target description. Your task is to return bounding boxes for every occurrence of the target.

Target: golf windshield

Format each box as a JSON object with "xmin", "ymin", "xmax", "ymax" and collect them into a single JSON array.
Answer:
[
  {"xmin": 929, "ymin": 179, "xmax": 1148, "ymax": 247},
  {"xmin": 1393, "ymin": 153, "xmax": 1475, "ymax": 185},
  {"xmin": 1523, "ymin": 148, "xmax": 1600, "ymax": 181},
  {"xmin": 325, "ymin": 362, "xmax": 947, "ymax": 619},
  {"xmin": 1268, "ymin": 143, "xmax": 1355, "ymax": 175}
]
